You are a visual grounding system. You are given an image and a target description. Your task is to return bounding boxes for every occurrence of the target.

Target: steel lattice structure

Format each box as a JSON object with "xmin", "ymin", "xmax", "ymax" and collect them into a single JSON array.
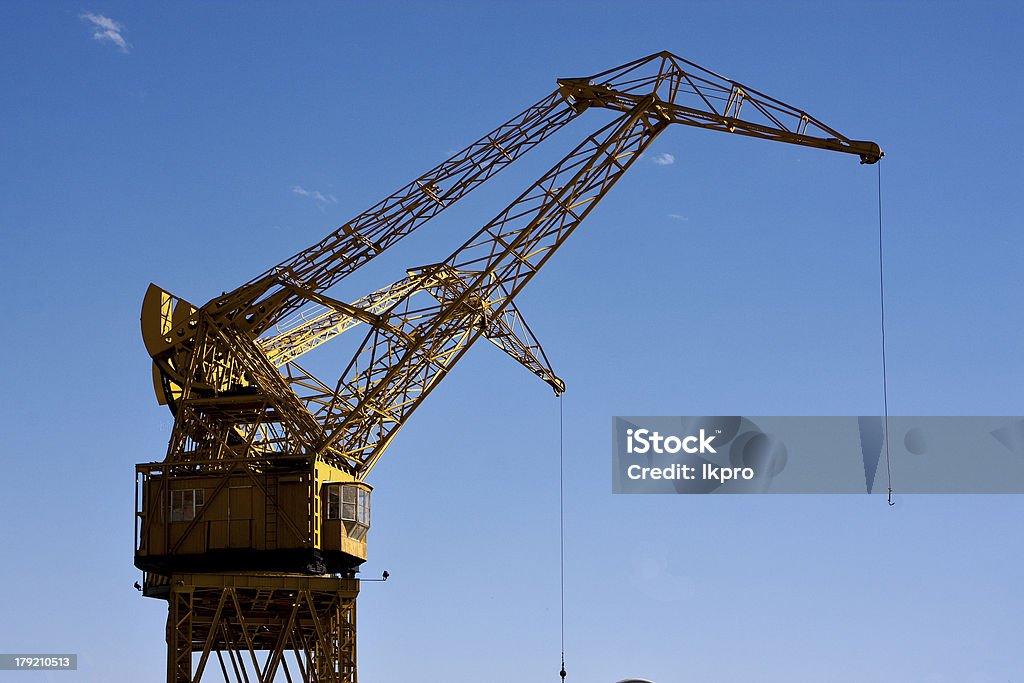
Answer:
[{"xmin": 136, "ymin": 52, "xmax": 880, "ymax": 682}]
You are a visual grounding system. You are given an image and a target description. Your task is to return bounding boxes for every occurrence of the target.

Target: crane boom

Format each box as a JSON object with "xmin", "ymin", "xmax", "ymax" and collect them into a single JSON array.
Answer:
[
  {"xmin": 142, "ymin": 51, "xmax": 881, "ymax": 473},
  {"xmin": 143, "ymin": 53, "xmax": 879, "ymax": 416},
  {"xmin": 556, "ymin": 51, "xmax": 881, "ymax": 163}
]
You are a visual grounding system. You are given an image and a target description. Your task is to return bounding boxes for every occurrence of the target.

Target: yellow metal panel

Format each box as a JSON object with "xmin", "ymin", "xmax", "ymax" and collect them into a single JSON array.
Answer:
[{"xmin": 228, "ymin": 487, "xmax": 252, "ymax": 549}]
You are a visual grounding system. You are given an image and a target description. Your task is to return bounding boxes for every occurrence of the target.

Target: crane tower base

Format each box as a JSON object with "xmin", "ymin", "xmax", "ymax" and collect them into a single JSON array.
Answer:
[{"xmin": 155, "ymin": 572, "xmax": 358, "ymax": 683}]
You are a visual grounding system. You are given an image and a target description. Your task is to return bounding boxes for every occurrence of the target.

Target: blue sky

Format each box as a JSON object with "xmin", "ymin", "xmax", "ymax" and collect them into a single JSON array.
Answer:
[{"xmin": 0, "ymin": 2, "xmax": 1021, "ymax": 681}]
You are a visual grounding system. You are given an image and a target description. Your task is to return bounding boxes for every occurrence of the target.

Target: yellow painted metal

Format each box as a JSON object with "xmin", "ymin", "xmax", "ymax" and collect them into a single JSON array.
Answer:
[
  {"xmin": 164, "ymin": 573, "xmax": 358, "ymax": 683},
  {"xmin": 140, "ymin": 51, "xmax": 881, "ymax": 478},
  {"xmin": 136, "ymin": 457, "xmax": 368, "ymax": 574},
  {"xmin": 137, "ymin": 52, "xmax": 881, "ymax": 681}
]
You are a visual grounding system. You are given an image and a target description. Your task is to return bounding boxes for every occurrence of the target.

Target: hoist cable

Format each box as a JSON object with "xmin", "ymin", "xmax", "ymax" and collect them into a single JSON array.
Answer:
[
  {"xmin": 559, "ymin": 395, "xmax": 567, "ymax": 681},
  {"xmin": 877, "ymin": 161, "xmax": 894, "ymax": 506}
]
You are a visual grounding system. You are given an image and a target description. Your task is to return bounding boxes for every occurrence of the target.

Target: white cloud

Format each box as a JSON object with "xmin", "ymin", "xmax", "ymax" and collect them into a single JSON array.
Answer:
[
  {"xmin": 667, "ymin": 213, "xmax": 688, "ymax": 221},
  {"xmin": 80, "ymin": 12, "xmax": 129, "ymax": 53},
  {"xmin": 651, "ymin": 152, "xmax": 675, "ymax": 166},
  {"xmin": 293, "ymin": 185, "xmax": 338, "ymax": 207}
]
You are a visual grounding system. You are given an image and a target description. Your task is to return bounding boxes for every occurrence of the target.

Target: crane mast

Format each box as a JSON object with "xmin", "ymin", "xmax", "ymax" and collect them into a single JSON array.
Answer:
[{"xmin": 135, "ymin": 51, "xmax": 881, "ymax": 682}]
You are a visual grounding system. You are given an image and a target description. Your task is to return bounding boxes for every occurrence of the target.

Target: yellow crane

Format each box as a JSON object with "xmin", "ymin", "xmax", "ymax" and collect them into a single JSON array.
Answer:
[{"xmin": 135, "ymin": 51, "xmax": 881, "ymax": 682}]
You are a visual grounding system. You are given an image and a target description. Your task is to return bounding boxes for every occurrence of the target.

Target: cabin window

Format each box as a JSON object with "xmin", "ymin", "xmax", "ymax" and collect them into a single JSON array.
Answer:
[
  {"xmin": 170, "ymin": 488, "xmax": 204, "ymax": 522},
  {"xmin": 327, "ymin": 486, "xmax": 341, "ymax": 520},
  {"xmin": 325, "ymin": 484, "xmax": 370, "ymax": 541},
  {"xmin": 343, "ymin": 486, "xmax": 370, "ymax": 526}
]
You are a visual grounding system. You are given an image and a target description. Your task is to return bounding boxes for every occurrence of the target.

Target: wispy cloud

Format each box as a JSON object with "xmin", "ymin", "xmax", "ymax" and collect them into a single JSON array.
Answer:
[
  {"xmin": 80, "ymin": 12, "xmax": 129, "ymax": 53},
  {"xmin": 651, "ymin": 152, "xmax": 675, "ymax": 166},
  {"xmin": 667, "ymin": 213, "xmax": 688, "ymax": 221},
  {"xmin": 293, "ymin": 185, "xmax": 338, "ymax": 209}
]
